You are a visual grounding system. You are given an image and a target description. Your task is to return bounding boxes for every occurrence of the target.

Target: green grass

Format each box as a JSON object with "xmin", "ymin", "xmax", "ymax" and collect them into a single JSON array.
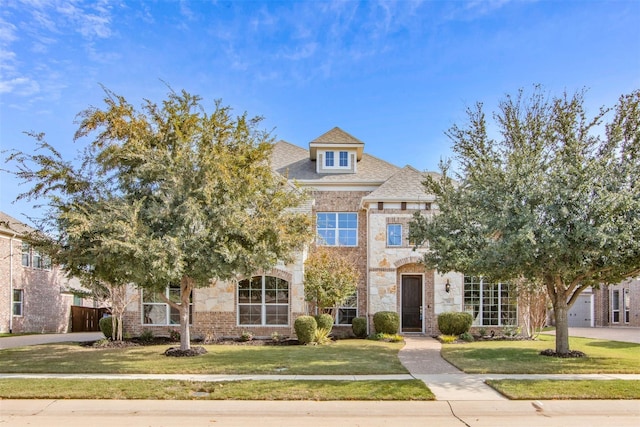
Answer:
[
  {"xmin": 0, "ymin": 339, "xmax": 407, "ymax": 375},
  {"xmin": 0, "ymin": 379, "xmax": 434, "ymax": 400},
  {"xmin": 487, "ymin": 379, "xmax": 640, "ymax": 400},
  {"xmin": 441, "ymin": 335, "xmax": 640, "ymax": 374}
]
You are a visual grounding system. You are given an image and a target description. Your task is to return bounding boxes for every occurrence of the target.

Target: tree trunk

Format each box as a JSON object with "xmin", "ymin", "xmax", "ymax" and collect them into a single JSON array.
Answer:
[
  {"xmin": 552, "ymin": 295, "xmax": 570, "ymax": 355},
  {"xmin": 179, "ymin": 277, "xmax": 193, "ymax": 351}
]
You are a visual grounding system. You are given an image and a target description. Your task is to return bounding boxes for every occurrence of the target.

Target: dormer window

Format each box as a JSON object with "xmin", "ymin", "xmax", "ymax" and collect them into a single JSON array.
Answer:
[
  {"xmin": 325, "ymin": 151, "xmax": 334, "ymax": 167},
  {"xmin": 323, "ymin": 150, "xmax": 350, "ymax": 169},
  {"xmin": 309, "ymin": 127, "xmax": 364, "ymax": 174},
  {"xmin": 339, "ymin": 151, "xmax": 348, "ymax": 166}
]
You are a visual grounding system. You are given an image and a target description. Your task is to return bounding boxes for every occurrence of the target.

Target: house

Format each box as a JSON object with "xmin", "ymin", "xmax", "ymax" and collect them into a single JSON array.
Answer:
[
  {"xmin": 121, "ymin": 127, "xmax": 521, "ymax": 339},
  {"xmin": 567, "ymin": 279, "xmax": 640, "ymax": 328},
  {"xmin": 0, "ymin": 211, "xmax": 99, "ymax": 333}
]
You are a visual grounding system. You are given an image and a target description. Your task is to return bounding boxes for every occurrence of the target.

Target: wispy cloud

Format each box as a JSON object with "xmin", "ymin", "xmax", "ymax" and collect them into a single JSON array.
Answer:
[{"xmin": 0, "ymin": 77, "xmax": 40, "ymax": 95}]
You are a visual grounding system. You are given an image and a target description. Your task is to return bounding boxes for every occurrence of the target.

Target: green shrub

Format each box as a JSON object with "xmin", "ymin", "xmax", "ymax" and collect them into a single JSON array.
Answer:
[
  {"xmin": 373, "ymin": 311, "xmax": 399, "ymax": 334},
  {"xmin": 139, "ymin": 329, "xmax": 154, "ymax": 343},
  {"xmin": 312, "ymin": 327, "xmax": 332, "ymax": 345},
  {"xmin": 460, "ymin": 331, "xmax": 474, "ymax": 342},
  {"xmin": 240, "ymin": 330, "xmax": 253, "ymax": 342},
  {"xmin": 437, "ymin": 312, "xmax": 473, "ymax": 336},
  {"xmin": 294, "ymin": 316, "xmax": 317, "ymax": 344},
  {"xmin": 314, "ymin": 313, "xmax": 334, "ymax": 333},
  {"xmin": 99, "ymin": 316, "xmax": 117, "ymax": 340},
  {"xmin": 351, "ymin": 317, "xmax": 367, "ymax": 338}
]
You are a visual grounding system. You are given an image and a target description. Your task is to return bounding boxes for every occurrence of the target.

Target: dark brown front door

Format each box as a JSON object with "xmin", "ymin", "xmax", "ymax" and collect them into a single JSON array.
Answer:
[{"xmin": 402, "ymin": 275, "xmax": 422, "ymax": 332}]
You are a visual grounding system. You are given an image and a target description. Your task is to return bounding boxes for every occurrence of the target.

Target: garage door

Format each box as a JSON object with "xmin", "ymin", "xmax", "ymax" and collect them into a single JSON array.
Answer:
[{"xmin": 568, "ymin": 294, "xmax": 593, "ymax": 327}]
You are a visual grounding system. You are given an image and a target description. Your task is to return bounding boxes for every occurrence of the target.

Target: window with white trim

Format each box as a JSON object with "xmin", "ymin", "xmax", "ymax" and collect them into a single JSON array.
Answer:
[
  {"xmin": 142, "ymin": 285, "xmax": 193, "ymax": 325},
  {"xmin": 317, "ymin": 212, "xmax": 358, "ymax": 246},
  {"xmin": 323, "ymin": 151, "xmax": 350, "ymax": 169},
  {"xmin": 464, "ymin": 276, "xmax": 517, "ymax": 326},
  {"xmin": 339, "ymin": 151, "xmax": 348, "ymax": 167},
  {"xmin": 336, "ymin": 293, "xmax": 357, "ymax": 325},
  {"xmin": 612, "ymin": 289, "xmax": 620, "ymax": 323},
  {"xmin": 238, "ymin": 275, "xmax": 289, "ymax": 325},
  {"xmin": 20, "ymin": 243, "xmax": 51, "ymax": 270},
  {"xmin": 21, "ymin": 242, "xmax": 30, "ymax": 267},
  {"xmin": 325, "ymin": 151, "xmax": 334, "ymax": 167},
  {"xmin": 12, "ymin": 289, "xmax": 23, "ymax": 316},
  {"xmin": 387, "ymin": 224, "xmax": 402, "ymax": 246}
]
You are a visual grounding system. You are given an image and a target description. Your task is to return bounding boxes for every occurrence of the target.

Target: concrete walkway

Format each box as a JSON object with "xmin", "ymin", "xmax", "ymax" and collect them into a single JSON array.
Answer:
[{"xmin": 398, "ymin": 335, "xmax": 508, "ymax": 400}]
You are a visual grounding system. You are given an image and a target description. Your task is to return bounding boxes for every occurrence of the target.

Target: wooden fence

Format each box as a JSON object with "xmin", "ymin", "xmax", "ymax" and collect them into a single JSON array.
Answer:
[{"xmin": 70, "ymin": 306, "xmax": 110, "ymax": 332}]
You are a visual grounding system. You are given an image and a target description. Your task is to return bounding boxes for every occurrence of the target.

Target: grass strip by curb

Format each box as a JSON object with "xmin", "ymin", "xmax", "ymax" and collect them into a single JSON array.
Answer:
[
  {"xmin": 486, "ymin": 379, "xmax": 640, "ymax": 400},
  {"xmin": 0, "ymin": 379, "xmax": 435, "ymax": 400}
]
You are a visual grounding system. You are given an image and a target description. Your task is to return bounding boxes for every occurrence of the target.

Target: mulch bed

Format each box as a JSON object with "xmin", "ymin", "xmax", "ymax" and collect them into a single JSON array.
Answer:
[{"xmin": 539, "ymin": 349, "xmax": 587, "ymax": 358}]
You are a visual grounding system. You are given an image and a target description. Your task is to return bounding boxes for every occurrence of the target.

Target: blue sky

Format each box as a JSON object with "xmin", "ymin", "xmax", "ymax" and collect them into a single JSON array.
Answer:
[{"xmin": 1, "ymin": 0, "xmax": 639, "ymax": 226}]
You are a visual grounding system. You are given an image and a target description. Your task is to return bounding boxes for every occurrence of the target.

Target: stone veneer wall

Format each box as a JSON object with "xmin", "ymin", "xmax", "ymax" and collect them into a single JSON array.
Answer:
[{"xmin": 123, "ymin": 255, "xmax": 308, "ymax": 340}]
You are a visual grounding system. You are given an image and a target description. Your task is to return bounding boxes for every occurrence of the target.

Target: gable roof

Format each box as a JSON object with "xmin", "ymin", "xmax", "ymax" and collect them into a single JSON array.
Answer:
[
  {"xmin": 0, "ymin": 211, "xmax": 35, "ymax": 236},
  {"xmin": 361, "ymin": 165, "xmax": 438, "ymax": 203},
  {"xmin": 309, "ymin": 127, "xmax": 365, "ymax": 161},
  {"xmin": 310, "ymin": 127, "xmax": 365, "ymax": 146}
]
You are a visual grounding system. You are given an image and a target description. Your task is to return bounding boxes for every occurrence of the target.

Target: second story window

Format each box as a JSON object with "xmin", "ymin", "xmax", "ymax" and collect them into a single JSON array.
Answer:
[
  {"xmin": 325, "ymin": 151, "xmax": 334, "ymax": 167},
  {"xmin": 323, "ymin": 151, "xmax": 350, "ymax": 169},
  {"xmin": 339, "ymin": 151, "xmax": 348, "ymax": 166},
  {"xmin": 21, "ymin": 242, "xmax": 30, "ymax": 267},
  {"xmin": 387, "ymin": 224, "xmax": 402, "ymax": 246},
  {"xmin": 317, "ymin": 212, "xmax": 358, "ymax": 246}
]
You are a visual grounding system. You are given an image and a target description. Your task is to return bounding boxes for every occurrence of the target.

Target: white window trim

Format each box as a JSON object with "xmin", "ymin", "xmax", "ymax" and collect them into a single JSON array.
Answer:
[
  {"xmin": 12, "ymin": 289, "xmax": 23, "ymax": 317},
  {"xmin": 336, "ymin": 293, "xmax": 357, "ymax": 325},
  {"xmin": 237, "ymin": 275, "xmax": 290, "ymax": 326},
  {"xmin": 322, "ymin": 150, "xmax": 352, "ymax": 169},
  {"xmin": 387, "ymin": 224, "xmax": 402, "ymax": 247},
  {"xmin": 464, "ymin": 276, "xmax": 517, "ymax": 327},
  {"xmin": 316, "ymin": 212, "xmax": 358, "ymax": 247},
  {"xmin": 142, "ymin": 286, "xmax": 193, "ymax": 326}
]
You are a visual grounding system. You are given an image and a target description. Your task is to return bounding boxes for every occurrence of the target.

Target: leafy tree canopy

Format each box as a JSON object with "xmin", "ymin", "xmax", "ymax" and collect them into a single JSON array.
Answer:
[
  {"xmin": 410, "ymin": 87, "xmax": 640, "ymax": 354},
  {"xmin": 7, "ymin": 88, "xmax": 313, "ymax": 350},
  {"xmin": 304, "ymin": 247, "xmax": 360, "ymax": 317}
]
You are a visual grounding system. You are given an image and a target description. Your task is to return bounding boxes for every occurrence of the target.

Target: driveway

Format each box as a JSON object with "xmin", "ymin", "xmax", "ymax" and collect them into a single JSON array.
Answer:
[
  {"xmin": 0, "ymin": 332, "xmax": 103, "ymax": 350},
  {"xmin": 543, "ymin": 327, "xmax": 640, "ymax": 344}
]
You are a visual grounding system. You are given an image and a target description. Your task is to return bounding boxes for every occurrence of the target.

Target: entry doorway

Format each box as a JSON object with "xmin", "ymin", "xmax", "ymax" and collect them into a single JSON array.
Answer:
[{"xmin": 401, "ymin": 275, "xmax": 423, "ymax": 333}]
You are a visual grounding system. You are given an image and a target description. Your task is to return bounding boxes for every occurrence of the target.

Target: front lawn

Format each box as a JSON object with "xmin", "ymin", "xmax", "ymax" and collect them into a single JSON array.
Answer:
[
  {"xmin": 487, "ymin": 379, "xmax": 640, "ymax": 400},
  {"xmin": 0, "ymin": 339, "xmax": 407, "ymax": 375},
  {"xmin": 0, "ymin": 379, "xmax": 434, "ymax": 400},
  {"xmin": 441, "ymin": 335, "xmax": 640, "ymax": 374}
]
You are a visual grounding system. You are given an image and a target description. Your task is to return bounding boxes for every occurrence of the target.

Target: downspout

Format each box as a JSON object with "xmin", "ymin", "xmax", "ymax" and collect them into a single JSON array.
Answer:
[{"xmin": 9, "ymin": 233, "xmax": 16, "ymax": 334}]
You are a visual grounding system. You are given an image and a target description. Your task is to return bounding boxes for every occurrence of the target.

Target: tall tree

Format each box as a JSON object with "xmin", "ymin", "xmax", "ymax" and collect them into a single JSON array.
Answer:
[
  {"xmin": 410, "ymin": 88, "xmax": 640, "ymax": 355},
  {"xmin": 8, "ymin": 88, "xmax": 313, "ymax": 351}
]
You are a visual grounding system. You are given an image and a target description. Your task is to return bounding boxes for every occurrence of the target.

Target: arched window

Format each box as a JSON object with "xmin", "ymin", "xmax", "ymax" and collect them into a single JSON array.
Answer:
[{"xmin": 238, "ymin": 276, "xmax": 289, "ymax": 326}]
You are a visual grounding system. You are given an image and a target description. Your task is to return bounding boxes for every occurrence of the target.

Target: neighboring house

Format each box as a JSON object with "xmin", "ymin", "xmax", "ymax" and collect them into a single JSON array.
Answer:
[
  {"xmin": 0, "ymin": 211, "xmax": 97, "ymax": 333},
  {"xmin": 567, "ymin": 279, "xmax": 640, "ymax": 328},
  {"xmin": 122, "ymin": 127, "xmax": 522, "ymax": 339}
]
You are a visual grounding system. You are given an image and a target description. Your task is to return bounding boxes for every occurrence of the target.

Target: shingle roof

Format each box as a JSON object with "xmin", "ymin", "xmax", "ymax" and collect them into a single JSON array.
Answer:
[
  {"xmin": 361, "ymin": 165, "xmax": 439, "ymax": 202},
  {"xmin": 0, "ymin": 211, "xmax": 35, "ymax": 236},
  {"xmin": 272, "ymin": 140, "xmax": 399, "ymax": 184},
  {"xmin": 310, "ymin": 127, "xmax": 365, "ymax": 146}
]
